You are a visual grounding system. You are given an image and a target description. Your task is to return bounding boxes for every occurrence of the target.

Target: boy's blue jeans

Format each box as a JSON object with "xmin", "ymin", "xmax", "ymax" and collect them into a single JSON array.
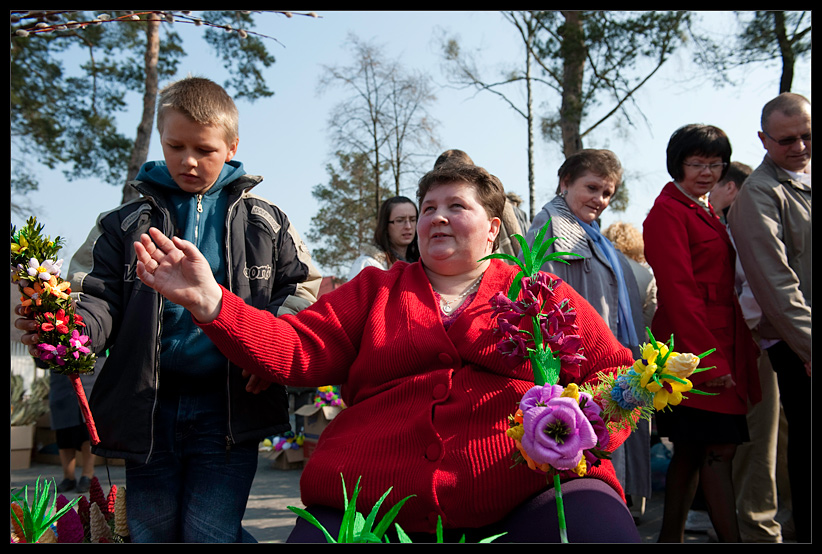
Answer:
[{"xmin": 125, "ymin": 387, "xmax": 259, "ymax": 543}]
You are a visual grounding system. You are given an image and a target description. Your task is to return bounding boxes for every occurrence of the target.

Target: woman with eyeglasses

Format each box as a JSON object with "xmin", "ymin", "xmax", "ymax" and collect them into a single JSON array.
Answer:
[
  {"xmin": 643, "ymin": 124, "xmax": 760, "ymax": 542},
  {"xmin": 127, "ymin": 163, "xmax": 641, "ymax": 542},
  {"xmin": 347, "ymin": 196, "xmax": 420, "ymax": 280}
]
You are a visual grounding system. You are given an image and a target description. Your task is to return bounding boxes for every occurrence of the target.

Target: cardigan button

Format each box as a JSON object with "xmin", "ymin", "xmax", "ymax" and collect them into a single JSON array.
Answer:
[
  {"xmin": 425, "ymin": 442, "xmax": 442, "ymax": 461},
  {"xmin": 438, "ymin": 353, "xmax": 452, "ymax": 365},
  {"xmin": 432, "ymin": 384, "xmax": 448, "ymax": 400}
]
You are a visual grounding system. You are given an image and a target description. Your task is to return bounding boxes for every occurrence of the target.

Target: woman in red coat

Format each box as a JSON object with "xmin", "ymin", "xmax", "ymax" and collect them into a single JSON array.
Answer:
[
  {"xmin": 643, "ymin": 124, "xmax": 759, "ymax": 542},
  {"xmin": 131, "ymin": 163, "xmax": 641, "ymax": 543}
]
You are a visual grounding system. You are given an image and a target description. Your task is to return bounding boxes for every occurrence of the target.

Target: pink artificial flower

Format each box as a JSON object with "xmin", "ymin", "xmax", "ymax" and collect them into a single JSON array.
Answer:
[{"xmin": 68, "ymin": 330, "xmax": 91, "ymax": 358}]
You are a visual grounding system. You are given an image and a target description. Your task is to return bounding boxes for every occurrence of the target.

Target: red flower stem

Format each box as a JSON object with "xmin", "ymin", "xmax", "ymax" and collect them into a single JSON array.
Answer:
[{"xmin": 68, "ymin": 373, "xmax": 100, "ymax": 445}]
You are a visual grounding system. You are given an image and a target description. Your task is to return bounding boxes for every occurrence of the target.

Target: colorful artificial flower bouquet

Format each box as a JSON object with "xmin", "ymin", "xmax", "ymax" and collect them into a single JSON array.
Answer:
[
  {"xmin": 11, "ymin": 217, "xmax": 99, "ymax": 444},
  {"xmin": 313, "ymin": 385, "xmax": 346, "ymax": 409},
  {"xmin": 483, "ymin": 220, "xmax": 715, "ymax": 542}
]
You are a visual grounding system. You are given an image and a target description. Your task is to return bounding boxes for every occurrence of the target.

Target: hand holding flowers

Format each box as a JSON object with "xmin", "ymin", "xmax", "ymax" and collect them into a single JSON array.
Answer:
[{"xmin": 11, "ymin": 217, "xmax": 99, "ymax": 444}]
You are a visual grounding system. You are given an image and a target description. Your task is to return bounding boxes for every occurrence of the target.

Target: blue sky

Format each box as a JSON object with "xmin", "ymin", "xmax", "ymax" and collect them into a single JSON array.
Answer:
[{"xmin": 11, "ymin": 11, "xmax": 812, "ymax": 277}]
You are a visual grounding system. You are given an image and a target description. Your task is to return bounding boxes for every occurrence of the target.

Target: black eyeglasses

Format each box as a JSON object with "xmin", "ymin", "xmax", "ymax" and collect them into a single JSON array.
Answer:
[
  {"xmin": 683, "ymin": 162, "xmax": 727, "ymax": 173},
  {"xmin": 762, "ymin": 130, "xmax": 812, "ymax": 147},
  {"xmin": 388, "ymin": 216, "xmax": 417, "ymax": 226}
]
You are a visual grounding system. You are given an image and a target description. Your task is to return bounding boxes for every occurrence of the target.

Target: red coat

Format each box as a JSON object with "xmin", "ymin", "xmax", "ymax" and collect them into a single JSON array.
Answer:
[
  {"xmin": 199, "ymin": 259, "xmax": 635, "ymax": 533},
  {"xmin": 643, "ymin": 182, "xmax": 760, "ymax": 414}
]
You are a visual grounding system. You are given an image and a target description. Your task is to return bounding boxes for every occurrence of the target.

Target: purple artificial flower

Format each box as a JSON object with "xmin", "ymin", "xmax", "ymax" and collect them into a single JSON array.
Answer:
[
  {"xmin": 578, "ymin": 391, "xmax": 610, "ymax": 447},
  {"xmin": 37, "ymin": 343, "xmax": 58, "ymax": 362},
  {"xmin": 540, "ymin": 301, "xmax": 579, "ymax": 341},
  {"xmin": 520, "ymin": 396, "xmax": 598, "ymax": 470},
  {"xmin": 518, "ymin": 383, "xmax": 565, "ymax": 412},
  {"xmin": 553, "ymin": 334, "xmax": 587, "ymax": 368},
  {"xmin": 522, "ymin": 273, "xmax": 560, "ymax": 299},
  {"xmin": 495, "ymin": 314, "xmax": 521, "ymax": 337},
  {"xmin": 53, "ymin": 344, "xmax": 68, "ymax": 366},
  {"xmin": 490, "ymin": 291, "xmax": 520, "ymax": 318},
  {"xmin": 497, "ymin": 332, "xmax": 531, "ymax": 366},
  {"xmin": 39, "ymin": 343, "xmax": 69, "ymax": 366}
]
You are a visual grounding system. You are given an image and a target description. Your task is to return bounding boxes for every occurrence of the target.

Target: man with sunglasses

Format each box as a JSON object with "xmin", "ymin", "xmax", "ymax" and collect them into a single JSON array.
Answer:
[{"xmin": 728, "ymin": 92, "xmax": 811, "ymax": 543}]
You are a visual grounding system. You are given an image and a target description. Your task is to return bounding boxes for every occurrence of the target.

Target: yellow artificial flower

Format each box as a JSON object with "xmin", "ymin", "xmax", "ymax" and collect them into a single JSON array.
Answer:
[
  {"xmin": 665, "ymin": 352, "xmax": 701, "ymax": 379},
  {"xmin": 646, "ymin": 377, "xmax": 692, "ymax": 411},
  {"xmin": 570, "ymin": 456, "xmax": 588, "ymax": 477},
  {"xmin": 11, "ymin": 235, "xmax": 28, "ymax": 254},
  {"xmin": 43, "ymin": 275, "xmax": 71, "ymax": 300},
  {"xmin": 507, "ymin": 423, "xmax": 525, "ymax": 442},
  {"xmin": 634, "ymin": 359, "xmax": 657, "ymax": 388},
  {"xmin": 635, "ymin": 341, "xmax": 669, "ymax": 388},
  {"xmin": 560, "ymin": 383, "xmax": 580, "ymax": 402}
]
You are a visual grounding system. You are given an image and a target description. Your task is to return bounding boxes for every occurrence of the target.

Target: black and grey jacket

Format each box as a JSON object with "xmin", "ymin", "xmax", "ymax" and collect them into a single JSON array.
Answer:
[{"xmin": 68, "ymin": 174, "xmax": 322, "ymax": 462}]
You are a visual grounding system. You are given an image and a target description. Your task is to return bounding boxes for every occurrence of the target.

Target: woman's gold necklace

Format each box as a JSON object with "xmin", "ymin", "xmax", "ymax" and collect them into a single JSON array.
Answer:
[{"xmin": 434, "ymin": 273, "xmax": 483, "ymax": 314}]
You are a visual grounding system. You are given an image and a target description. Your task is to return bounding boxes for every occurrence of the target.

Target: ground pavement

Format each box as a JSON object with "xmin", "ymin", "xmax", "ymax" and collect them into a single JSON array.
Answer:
[{"xmin": 10, "ymin": 454, "xmax": 719, "ymax": 543}]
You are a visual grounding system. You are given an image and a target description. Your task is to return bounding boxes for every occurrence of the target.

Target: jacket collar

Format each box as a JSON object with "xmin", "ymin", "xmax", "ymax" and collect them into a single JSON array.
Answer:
[
  {"xmin": 762, "ymin": 154, "xmax": 812, "ymax": 193},
  {"xmin": 662, "ymin": 181, "xmax": 715, "ymax": 214},
  {"xmin": 545, "ymin": 196, "xmax": 593, "ymax": 259},
  {"xmin": 127, "ymin": 173, "xmax": 263, "ymax": 202},
  {"xmin": 661, "ymin": 181, "xmax": 730, "ymax": 238}
]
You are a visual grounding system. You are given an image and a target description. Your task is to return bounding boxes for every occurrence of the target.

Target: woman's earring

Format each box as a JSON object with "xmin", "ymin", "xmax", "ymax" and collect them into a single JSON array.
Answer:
[{"xmin": 559, "ymin": 189, "xmax": 567, "ymax": 199}]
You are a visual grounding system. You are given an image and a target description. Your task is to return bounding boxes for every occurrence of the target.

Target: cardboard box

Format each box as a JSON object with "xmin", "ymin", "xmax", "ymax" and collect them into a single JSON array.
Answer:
[
  {"xmin": 10, "ymin": 424, "xmax": 35, "ymax": 470},
  {"xmin": 293, "ymin": 403, "xmax": 341, "ymax": 459},
  {"xmin": 261, "ymin": 445, "xmax": 305, "ymax": 470}
]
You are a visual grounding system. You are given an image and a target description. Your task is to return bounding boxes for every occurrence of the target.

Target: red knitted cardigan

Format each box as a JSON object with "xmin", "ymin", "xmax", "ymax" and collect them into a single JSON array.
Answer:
[{"xmin": 198, "ymin": 259, "xmax": 634, "ymax": 533}]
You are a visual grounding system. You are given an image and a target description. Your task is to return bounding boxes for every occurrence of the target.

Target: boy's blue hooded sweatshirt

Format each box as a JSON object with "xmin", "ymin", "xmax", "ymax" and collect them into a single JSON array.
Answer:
[{"xmin": 136, "ymin": 159, "xmax": 246, "ymax": 382}]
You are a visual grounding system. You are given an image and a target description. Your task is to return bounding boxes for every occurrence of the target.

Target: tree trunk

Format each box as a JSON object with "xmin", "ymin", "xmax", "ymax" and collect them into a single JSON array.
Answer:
[
  {"xmin": 525, "ymin": 22, "xmax": 536, "ymax": 221},
  {"xmin": 121, "ymin": 13, "xmax": 160, "ymax": 204},
  {"xmin": 772, "ymin": 12, "xmax": 795, "ymax": 94},
  {"xmin": 372, "ymin": 117, "xmax": 381, "ymax": 215},
  {"xmin": 559, "ymin": 11, "xmax": 585, "ymax": 157}
]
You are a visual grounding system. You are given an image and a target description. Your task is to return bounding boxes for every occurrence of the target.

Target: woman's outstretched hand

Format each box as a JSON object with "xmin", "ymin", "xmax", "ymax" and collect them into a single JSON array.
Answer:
[{"xmin": 134, "ymin": 227, "xmax": 223, "ymax": 324}]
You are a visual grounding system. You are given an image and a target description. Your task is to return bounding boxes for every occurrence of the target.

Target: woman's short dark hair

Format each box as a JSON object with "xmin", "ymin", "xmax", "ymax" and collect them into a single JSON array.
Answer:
[
  {"xmin": 555, "ymin": 149, "xmax": 623, "ymax": 195},
  {"xmin": 666, "ymin": 124, "xmax": 732, "ymax": 182},
  {"xmin": 416, "ymin": 164, "xmax": 506, "ymax": 250},
  {"xmin": 374, "ymin": 196, "xmax": 420, "ymax": 264}
]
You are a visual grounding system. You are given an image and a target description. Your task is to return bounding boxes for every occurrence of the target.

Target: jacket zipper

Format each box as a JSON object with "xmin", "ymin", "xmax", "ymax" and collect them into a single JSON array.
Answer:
[
  {"xmin": 223, "ymin": 191, "xmax": 246, "ymax": 449},
  {"xmin": 131, "ymin": 189, "xmax": 170, "ymax": 465},
  {"xmin": 194, "ymin": 194, "xmax": 203, "ymax": 245}
]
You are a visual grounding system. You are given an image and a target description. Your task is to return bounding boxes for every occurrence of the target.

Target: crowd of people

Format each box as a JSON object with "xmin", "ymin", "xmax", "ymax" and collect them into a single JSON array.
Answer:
[{"xmin": 14, "ymin": 75, "xmax": 810, "ymax": 544}]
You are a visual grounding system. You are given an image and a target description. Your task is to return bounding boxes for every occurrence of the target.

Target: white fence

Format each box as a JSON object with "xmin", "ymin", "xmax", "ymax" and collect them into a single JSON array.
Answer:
[{"xmin": 10, "ymin": 340, "xmax": 39, "ymax": 393}]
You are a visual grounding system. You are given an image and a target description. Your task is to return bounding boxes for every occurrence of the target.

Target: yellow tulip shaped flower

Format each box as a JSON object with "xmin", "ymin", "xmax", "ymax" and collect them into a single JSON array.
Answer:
[
  {"xmin": 646, "ymin": 376, "xmax": 693, "ymax": 411},
  {"xmin": 635, "ymin": 341, "xmax": 669, "ymax": 388}
]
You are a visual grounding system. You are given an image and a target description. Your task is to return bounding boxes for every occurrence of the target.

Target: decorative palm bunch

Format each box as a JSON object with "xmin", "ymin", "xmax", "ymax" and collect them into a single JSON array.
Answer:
[{"xmin": 11, "ymin": 217, "xmax": 99, "ymax": 444}]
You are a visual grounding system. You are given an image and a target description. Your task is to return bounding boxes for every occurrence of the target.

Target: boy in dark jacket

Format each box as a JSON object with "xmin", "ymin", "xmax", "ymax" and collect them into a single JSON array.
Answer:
[{"xmin": 20, "ymin": 76, "xmax": 321, "ymax": 542}]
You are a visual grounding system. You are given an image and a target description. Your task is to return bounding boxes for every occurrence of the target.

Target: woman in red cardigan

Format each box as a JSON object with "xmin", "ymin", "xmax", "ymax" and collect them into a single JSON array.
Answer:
[
  {"xmin": 643, "ymin": 124, "xmax": 759, "ymax": 543},
  {"xmin": 133, "ymin": 163, "xmax": 640, "ymax": 542}
]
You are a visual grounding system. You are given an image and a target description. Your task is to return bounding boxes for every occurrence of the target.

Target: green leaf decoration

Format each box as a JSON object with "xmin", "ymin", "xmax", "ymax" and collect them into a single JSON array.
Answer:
[
  {"xmin": 287, "ymin": 474, "xmax": 505, "ymax": 543},
  {"xmin": 479, "ymin": 218, "xmax": 583, "ymax": 284},
  {"xmin": 286, "ymin": 506, "xmax": 338, "ymax": 543},
  {"xmin": 10, "ymin": 476, "xmax": 80, "ymax": 543}
]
